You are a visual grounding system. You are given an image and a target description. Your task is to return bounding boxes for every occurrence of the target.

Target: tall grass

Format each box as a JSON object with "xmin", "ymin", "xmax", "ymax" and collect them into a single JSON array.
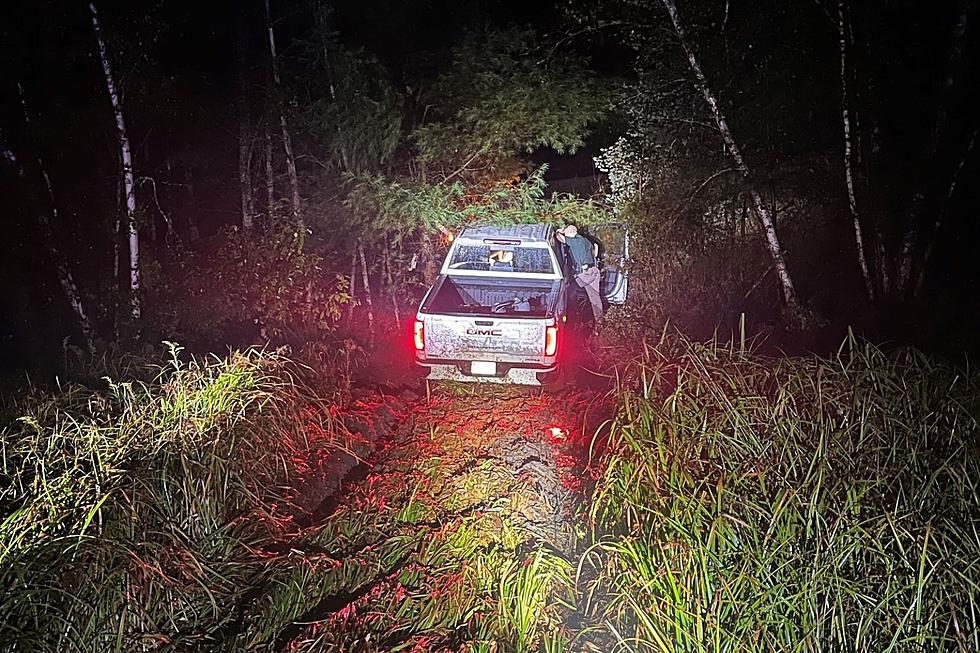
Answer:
[
  {"xmin": 0, "ymin": 345, "xmax": 354, "ymax": 652},
  {"xmin": 0, "ymin": 341, "xmax": 578, "ymax": 652},
  {"xmin": 6, "ymin": 334, "xmax": 978, "ymax": 652},
  {"xmin": 578, "ymin": 335, "xmax": 980, "ymax": 652}
]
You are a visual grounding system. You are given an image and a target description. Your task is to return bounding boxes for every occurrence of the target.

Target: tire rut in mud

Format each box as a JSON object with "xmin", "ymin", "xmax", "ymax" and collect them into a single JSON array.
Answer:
[{"xmin": 271, "ymin": 385, "xmax": 613, "ymax": 652}]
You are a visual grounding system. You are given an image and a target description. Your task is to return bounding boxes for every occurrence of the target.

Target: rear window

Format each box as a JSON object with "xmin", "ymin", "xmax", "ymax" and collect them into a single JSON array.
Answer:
[{"xmin": 447, "ymin": 244, "xmax": 555, "ymax": 275}]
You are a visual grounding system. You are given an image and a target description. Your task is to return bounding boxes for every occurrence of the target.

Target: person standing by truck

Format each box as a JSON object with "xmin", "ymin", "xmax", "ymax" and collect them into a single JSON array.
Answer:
[{"xmin": 556, "ymin": 224, "xmax": 603, "ymax": 333}]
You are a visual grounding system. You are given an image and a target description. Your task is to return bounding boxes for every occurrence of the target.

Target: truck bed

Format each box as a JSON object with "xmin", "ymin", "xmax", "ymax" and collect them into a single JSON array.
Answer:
[{"xmin": 421, "ymin": 276, "xmax": 560, "ymax": 318}]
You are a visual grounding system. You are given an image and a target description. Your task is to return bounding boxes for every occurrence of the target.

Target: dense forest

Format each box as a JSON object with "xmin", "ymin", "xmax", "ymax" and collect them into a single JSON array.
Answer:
[
  {"xmin": 1, "ymin": 0, "xmax": 977, "ymax": 371},
  {"xmin": 1, "ymin": 1, "xmax": 979, "ymax": 651}
]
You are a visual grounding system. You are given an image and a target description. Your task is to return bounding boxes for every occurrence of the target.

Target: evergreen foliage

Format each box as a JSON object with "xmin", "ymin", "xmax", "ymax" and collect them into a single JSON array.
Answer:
[
  {"xmin": 344, "ymin": 167, "xmax": 609, "ymax": 243},
  {"xmin": 297, "ymin": 5, "xmax": 403, "ymax": 175},
  {"xmin": 411, "ymin": 29, "xmax": 613, "ymax": 174}
]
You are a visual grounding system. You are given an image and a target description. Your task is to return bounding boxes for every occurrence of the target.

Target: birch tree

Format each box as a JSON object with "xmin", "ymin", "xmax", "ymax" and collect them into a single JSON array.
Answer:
[
  {"xmin": 238, "ymin": 13, "xmax": 255, "ymax": 230},
  {"xmin": 90, "ymin": 2, "xmax": 140, "ymax": 320},
  {"xmin": 837, "ymin": 0, "xmax": 874, "ymax": 300},
  {"xmin": 264, "ymin": 0, "xmax": 302, "ymax": 226},
  {"xmin": 830, "ymin": 0, "xmax": 971, "ymax": 299},
  {"xmin": 660, "ymin": 0, "xmax": 802, "ymax": 315},
  {"xmin": 357, "ymin": 240, "xmax": 375, "ymax": 344},
  {"xmin": 17, "ymin": 84, "xmax": 96, "ymax": 353}
]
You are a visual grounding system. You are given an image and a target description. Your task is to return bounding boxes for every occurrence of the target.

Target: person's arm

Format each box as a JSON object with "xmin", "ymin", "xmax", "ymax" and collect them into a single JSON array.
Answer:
[{"xmin": 555, "ymin": 230, "xmax": 566, "ymax": 244}]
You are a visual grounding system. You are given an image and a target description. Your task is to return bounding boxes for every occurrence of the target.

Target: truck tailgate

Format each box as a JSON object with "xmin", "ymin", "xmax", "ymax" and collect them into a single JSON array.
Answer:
[{"xmin": 424, "ymin": 314, "xmax": 547, "ymax": 363}]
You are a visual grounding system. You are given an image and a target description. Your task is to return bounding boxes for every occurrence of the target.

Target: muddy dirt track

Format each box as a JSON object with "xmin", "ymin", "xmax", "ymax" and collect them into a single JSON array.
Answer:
[{"xmin": 274, "ymin": 346, "xmax": 618, "ymax": 652}]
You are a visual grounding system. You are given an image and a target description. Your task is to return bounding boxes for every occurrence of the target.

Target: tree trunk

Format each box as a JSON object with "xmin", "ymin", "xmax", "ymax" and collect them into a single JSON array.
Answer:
[
  {"xmin": 915, "ymin": 127, "xmax": 976, "ymax": 296},
  {"xmin": 898, "ymin": 3, "xmax": 969, "ymax": 295},
  {"xmin": 844, "ymin": 5, "xmax": 863, "ymax": 169},
  {"xmin": 239, "ymin": 115, "xmax": 254, "ymax": 229},
  {"xmin": 384, "ymin": 245, "xmax": 401, "ymax": 329},
  {"xmin": 739, "ymin": 197, "xmax": 747, "ymax": 287},
  {"xmin": 419, "ymin": 233, "xmax": 438, "ymax": 285},
  {"xmin": 358, "ymin": 241, "xmax": 375, "ymax": 344},
  {"xmin": 897, "ymin": 206, "xmax": 920, "ymax": 295},
  {"xmin": 112, "ymin": 181, "xmax": 121, "ymax": 291},
  {"xmin": 138, "ymin": 176, "xmax": 176, "ymax": 245},
  {"xmin": 348, "ymin": 248, "xmax": 357, "ymax": 319},
  {"xmin": 315, "ymin": 8, "xmax": 351, "ymax": 171},
  {"xmin": 184, "ymin": 167, "xmax": 200, "ymax": 241},
  {"xmin": 875, "ymin": 231, "xmax": 890, "ymax": 295},
  {"xmin": 90, "ymin": 2, "xmax": 140, "ymax": 321},
  {"xmin": 660, "ymin": 0, "xmax": 801, "ymax": 312},
  {"xmin": 238, "ymin": 10, "xmax": 254, "ymax": 230},
  {"xmin": 837, "ymin": 0, "xmax": 874, "ymax": 301},
  {"xmin": 264, "ymin": 0, "xmax": 302, "ymax": 226},
  {"xmin": 17, "ymin": 83, "xmax": 96, "ymax": 353},
  {"xmin": 264, "ymin": 123, "xmax": 275, "ymax": 217}
]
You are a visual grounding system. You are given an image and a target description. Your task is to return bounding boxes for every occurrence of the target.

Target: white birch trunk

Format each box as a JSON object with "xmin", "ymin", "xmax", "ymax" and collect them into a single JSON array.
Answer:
[
  {"xmin": 838, "ymin": 0, "xmax": 874, "ymax": 301},
  {"xmin": 875, "ymin": 234, "xmax": 891, "ymax": 295},
  {"xmin": 358, "ymin": 241, "xmax": 375, "ymax": 344},
  {"xmin": 112, "ymin": 178, "xmax": 121, "ymax": 290},
  {"xmin": 264, "ymin": 0, "xmax": 302, "ymax": 226},
  {"xmin": 39, "ymin": 176, "xmax": 96, "ymax": 352},
  {"xmin": 18, "ymin": 84, "xmax": 96, "ymax": 353},
  {"xmin": 845, "ymin": 9, "xmax": 863, "ymax": 168},
  {"xmin": 91, "ymin": 2, "xmax": 140, "ymax": 320},
  {"xmin": 661, "ymin": 0, "xmax": 801, "ymax": 311}
]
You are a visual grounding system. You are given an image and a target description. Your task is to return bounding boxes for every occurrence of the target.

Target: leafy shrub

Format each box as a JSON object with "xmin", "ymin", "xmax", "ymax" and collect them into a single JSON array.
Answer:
[{"xmin": 144, "ymin": 221, "xmax": 351, "ymax": 348}]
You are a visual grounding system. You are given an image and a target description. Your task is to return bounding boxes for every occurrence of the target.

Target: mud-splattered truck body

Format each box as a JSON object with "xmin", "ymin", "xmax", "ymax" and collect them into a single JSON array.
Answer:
[{"xmin": 413, "ymin": 224, "xmax": 567, "ymax": 385}]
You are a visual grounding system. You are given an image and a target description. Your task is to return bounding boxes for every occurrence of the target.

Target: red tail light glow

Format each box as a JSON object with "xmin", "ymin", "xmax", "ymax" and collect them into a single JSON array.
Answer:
[
  {"xmin": 545, "ymin": 325, "xmax": 558, "ymax": 356},
  {"xmin": 413, "ymin": 320, "xmax": 425, "ymax": 351}
]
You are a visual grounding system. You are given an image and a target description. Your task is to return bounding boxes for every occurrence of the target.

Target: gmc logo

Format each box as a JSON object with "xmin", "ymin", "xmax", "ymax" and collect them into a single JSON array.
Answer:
[{"xmin": 466, "ymin": 328, "xmax": 502, "ymax": 336}]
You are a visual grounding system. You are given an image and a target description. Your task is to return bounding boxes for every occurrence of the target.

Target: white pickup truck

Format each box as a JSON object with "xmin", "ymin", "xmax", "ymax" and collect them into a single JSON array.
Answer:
[{"xmin": 412, "ymin": 223, "xmax": 627, "ymax": 386}]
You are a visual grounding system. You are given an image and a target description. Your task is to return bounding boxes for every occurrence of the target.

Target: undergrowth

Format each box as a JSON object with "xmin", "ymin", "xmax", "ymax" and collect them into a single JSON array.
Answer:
[
  {"xmin": 2, "ymin": 334, "xmax": 978, "ymax": 652},
  {"xmin": 576, "ymin": 334, "xmax": 980, "ymax": 652},
  {"xmin": 0, "ymin": 345, "xmax": 358, "ymax": 652}
]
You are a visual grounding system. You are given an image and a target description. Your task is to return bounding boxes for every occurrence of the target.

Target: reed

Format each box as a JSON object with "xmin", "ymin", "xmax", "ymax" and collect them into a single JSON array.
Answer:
[
  {"xmin": 577, "ymin": 334, "xmax": 980, "ymax": 652},
  {"xmin": 0, "ymin": 345, "xmax": 352, "ymax": 652},
  {"xmin": 3, "ymin": 334, "xmax": 977, "ymax": 652}
]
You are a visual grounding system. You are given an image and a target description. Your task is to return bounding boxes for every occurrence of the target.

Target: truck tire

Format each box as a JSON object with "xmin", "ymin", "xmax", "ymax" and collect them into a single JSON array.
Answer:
[{"xmin": 539, "ymin": 362, "xmax": 570, "ymax": 393}]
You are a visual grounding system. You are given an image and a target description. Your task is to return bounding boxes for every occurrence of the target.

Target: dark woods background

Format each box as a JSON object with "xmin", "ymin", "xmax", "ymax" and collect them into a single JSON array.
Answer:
[{"xmin": 1, "ymin": 0, "xmax": 978, "ymax": 375}]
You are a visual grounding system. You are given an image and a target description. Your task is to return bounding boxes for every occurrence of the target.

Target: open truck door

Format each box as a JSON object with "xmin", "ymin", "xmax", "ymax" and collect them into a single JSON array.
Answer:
[{"xmin": 588, "ymin": 223, "xmax": 629, "ymax": 305}]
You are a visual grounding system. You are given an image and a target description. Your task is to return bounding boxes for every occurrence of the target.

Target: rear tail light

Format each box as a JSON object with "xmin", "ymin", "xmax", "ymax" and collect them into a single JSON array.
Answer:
[
  {"xmin": 545, "ymin": 325, "xmax": 558, "ymax": 356},
  {"xmin": 413, "ymin": 320, "xmax": 425, "ymax": 351}
]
